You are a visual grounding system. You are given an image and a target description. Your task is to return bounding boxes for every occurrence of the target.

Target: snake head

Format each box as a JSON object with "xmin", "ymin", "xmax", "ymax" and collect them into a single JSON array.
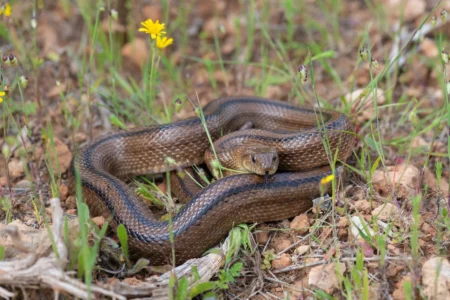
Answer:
[{"xmin": 241, "ymin": 144, "xmax": 279, "ymax": 177}]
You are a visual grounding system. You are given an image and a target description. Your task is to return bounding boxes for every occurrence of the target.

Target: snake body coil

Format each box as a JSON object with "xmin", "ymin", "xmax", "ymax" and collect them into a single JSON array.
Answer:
[{"xmin": 70, "ymin": 97, "xmax": 354, "ymax": 265}]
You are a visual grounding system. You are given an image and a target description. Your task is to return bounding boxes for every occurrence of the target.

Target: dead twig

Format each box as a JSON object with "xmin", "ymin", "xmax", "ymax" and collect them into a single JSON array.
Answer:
[{"xmin": 0, "ymin": 198, "xmax": 125, "ymax": 300}]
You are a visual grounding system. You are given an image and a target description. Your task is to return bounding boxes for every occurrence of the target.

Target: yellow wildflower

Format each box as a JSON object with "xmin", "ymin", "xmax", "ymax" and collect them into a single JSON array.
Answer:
[
  {"xmin": 139, "ymin": 19, "xmax": 166, "ymax": 39},
  {"xmin": 0, "ymin": 3, "xmax": 11, "ymax": 16},
  {"xmin": 320, "ymin": 174, "xmax": 335, "ymax": 185},
  {"xmin": 0, "ymin": 91, "xmax": 5, "ymax": 103},
  {"xmin": 156, "ymin": 36, "xmax": 173, "ymax": 49}
]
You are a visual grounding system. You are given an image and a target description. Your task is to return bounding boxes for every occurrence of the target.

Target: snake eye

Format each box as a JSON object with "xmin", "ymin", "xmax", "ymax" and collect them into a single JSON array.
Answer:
[
  {"xmin": 251, "ymin": 154, "xmax": 256, "ymax": 164},
  {"xmin": 272, "ymin": 156, "xmax": 276, "ymax": 162}
]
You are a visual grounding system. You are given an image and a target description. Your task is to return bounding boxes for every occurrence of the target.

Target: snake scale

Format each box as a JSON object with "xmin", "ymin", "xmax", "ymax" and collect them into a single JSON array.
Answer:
[{"xmin": 69, "ymin": 96, "xmax": 354, "ymax": 265}]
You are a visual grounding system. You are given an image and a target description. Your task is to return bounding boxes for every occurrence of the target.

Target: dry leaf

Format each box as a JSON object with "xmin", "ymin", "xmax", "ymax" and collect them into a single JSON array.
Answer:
[
  {"xmin": 121, "ymin": 38, "xmax": 149, "ymax": 69},
  {"xmin": 8, "ymin": 160, "xmax": 24, "ymax": 179},
  {"xmin": 290, "ymin": 214, "xmax": 309, "ymax": 234},
  {"xmin": 383, "ymin": 0, "xmax": 426, "ymax": 21},
  {"xmin": 421, "ymin": 38, "xmax": 439, "ymax": 58},
  {"xmin": 392, "ymin": 275, "xmax": 413, "ymax": 300},
  {"xmin": 271, "ymin": 254, "xmax": 292, "ymax": 269},
  {"xmin": 371, "ymin": 203, "xmax": 400, "ymax": 222},
  {"xmin": 142, "ymin": 5, "xmax": 162, "ymax": 21},
  {"xmin": 295, "ymin": 245, "xmax": 309, "ymax": 256},
  {"xmin": 47, "ymin": 83, "xmax": 67, "ymax": 99},
  {"xmin": 308, "ymin": 263, "xmax": 346, "ymax": 294},
  {"xmin": 45, "ymin": 138, "xmax": 73, "ymax": 174},
  {"xmin": 422, "ymin": 257, "xmax": 450, "ymax": 300},
  {"xmin": 36, "ymin": 21, "xmax": 59, "ymax": 56},
  {"xmin": 272, "ymin": 238, "xmax": 291, "ymax": 253}
]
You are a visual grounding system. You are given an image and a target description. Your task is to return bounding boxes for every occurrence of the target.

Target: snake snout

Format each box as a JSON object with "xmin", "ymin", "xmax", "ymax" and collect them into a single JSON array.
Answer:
[
  {"xmin": 248, "ymin": 150, "xmax": 279, "ymax": 176},
  {"xmin": 260, "ymin": 152, "xmax": 279, "ymax": 174}
]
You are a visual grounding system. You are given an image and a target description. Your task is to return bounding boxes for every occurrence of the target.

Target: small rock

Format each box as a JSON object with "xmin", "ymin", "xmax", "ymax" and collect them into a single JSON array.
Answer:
[
  {"xmin": 74, "ymin": 132, "xmax": 87, "ymax": 143},
  {"xmin": 372, "ymin": 164, "xmax": 420, "ymax": 199},
  {"xmin": 308, "ymin": 262, "xmax": 346, "ymax": 294},
  {"xmin": 350, "ymin": 216, "xmax": 375, "ymax": 240},
  {"xmin": 121, "ymin": 38, "xmax": 149, "ymax": 68},
  {"xmin": 337, "ymin": 217, "xmax": 348, "ymax": 228},
  {"xmin": 213, "ymin": 70, "xmax": 233, "ymax": 84},
  {"xmin": 424, "ymin": 168, "xmax": 449, "ymax": 197},
  {"xmin": 273, "ymin": 238, "xmax": 292, "ymax": 253},
  {"xmin": 280, "ymin": 219, "xmax": 291, "ymax": 228},
  {"xmin": 411, "ymin": 136, "xmax": 428, "ymax": 148},
  {"xmin": 289, "ymin": 278, "xmax": 309, "ymax": 298},
  {"xmin": 295, "ymin": 245, "xmax": 310, "ymax": 256},
  {"xmin": 392, "ymin": 275, "xmax": 412, "ymax": 300},
  {"xmin": 290, "ymin": 214, "xmax": 309, "ymax": 234},
  {"xmin": 422, "ymin": 257, "xmax": 450, "ymax": 300},
  {"xmin": 66, "ymin": 209, "xmax": 77, "ymax": 215},
  {"xmin": 202, "ymin": 18, "xmax": 227, "ymax": 39},
  {"xmin": 15, "ymin": 179, "xmax": 31, "ymax": 189},
  {"xmin": 421, "ymin": 222, "xmax": 437, "ymax": 236},
  {"xmin": 142, "ymin": 4, "xmax": 162, "ymax": 21},
  {"xmin": 8, "ymin": 160, "xmax": 24, "ymax": 178},
  {"xmin": 338, "ymin": 228, "xmax": 347, "ymax": 239},
  {"xmin": 221, "ymin": 37, "xmax": 235, "ymax": 55},
  {"xmin": 25, "ymin": 218, "xmax": 38, "ymax": 227},
  {"xmin": 31, "ymin": 147, "xmax": 43, "ymax": 161},
  {"xmin": 271, "ymin": 253, "xmax": 292, "ymax": 269},
  {"xmin": 47, "ymin": 83, "xmax": 67, "ymax": 99},
  {"xmin": 319, "ymin": 227, "xmax": 333, "ymax": 240},
  {"xmin": 385, "ymin": 0, "xmax": 426, "ymax": 21},
  {"xmin": 45, "ymin": 207, "xmax": 53, "ymax": 219},
  {"xmin": 387, "ymin": 244, "xmax": 401, "ymax": 255},
  {"xmin": 101, "ymin": 19, "xmax": 125, "ymax": 33},
  {"xmin": 439, "ymin": 178, "xmax": 449, "ymax": 197},
  {"xmin": 304, "ymin": 257, "xmax": 321, "ymax": 265},
  {"xmin": 387, "ymin": 264, "xmax": 404, "ymax": 278},
  {"xmin": 106, "ymin": 277, "xmax": 121, "ymax": 286},
  {"xmin": 349, "ymin": 186, "xmax": 366, "ymax": 201},
  {"xmin": 0, "ymin": 219, "xmax": 56, "ymax": 259},
  {"xmin": 92, "ymin": 216, "xmax": 106, "ymax": 227},
  {"xmin": 46, "ymin": 138, "xmax": 73, "ymax": 174},
  {"xmin": 422, "ymin": 38, "xmax": 439, "ymax": 58},
  {"xmin": 255, "ymin": 230, "xmax": 269, "ymax": 245},
  {"xmin": 371, "ymin": 203, "xmax": 400, "ymax": 222},
  {"xmin": 123, "ymin": 276, "xmax": 144, "ymax": 286},
  {"xmin": 265, "ymin": 85, "xmax": 283, "ymax": 99},
  {"xmin": 354, "ymin": 200, "xmax": 372, "ymax": 213}
]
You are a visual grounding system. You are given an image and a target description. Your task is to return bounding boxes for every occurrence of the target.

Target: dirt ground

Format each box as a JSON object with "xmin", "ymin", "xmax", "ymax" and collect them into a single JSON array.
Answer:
[{"xmin": 0, "ymin": 0, "xmax": 450, "ymax": 299}]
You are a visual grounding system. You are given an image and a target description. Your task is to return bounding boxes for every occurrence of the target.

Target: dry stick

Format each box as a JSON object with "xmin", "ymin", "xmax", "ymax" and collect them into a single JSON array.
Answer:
[
  {"xmin": 272, "ymin": 255, "xmax": 412, "ymax": 274},
  {"xmin": 276, "ymin": 232, "xmax": 312, "ymax": 256},
  {"xmin": 388, "ymin": 10, "xmax": 449, "ymax": 74},
  {"xmin": 0, "ymin": 286, "xmax": 15, "ymax": 298},
  {"xmin": 264, "ymin": 274, "xmax": 309, "ymax": 291},
  {"xmin": 0, "ymin": 198, "xmax": 126, "ymax": 300}
]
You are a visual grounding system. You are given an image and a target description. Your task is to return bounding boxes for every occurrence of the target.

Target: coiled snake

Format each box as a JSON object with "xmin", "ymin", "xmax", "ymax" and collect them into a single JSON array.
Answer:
[{"xmin": 69, "ymin": 97, "xmax": 354, "ymax": 265}]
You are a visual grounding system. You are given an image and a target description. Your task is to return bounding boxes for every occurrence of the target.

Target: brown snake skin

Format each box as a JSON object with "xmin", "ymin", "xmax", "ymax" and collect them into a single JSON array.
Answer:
[{"xmin": 69, "ymin": 96, "xmax": 354, "ymax": 265}]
